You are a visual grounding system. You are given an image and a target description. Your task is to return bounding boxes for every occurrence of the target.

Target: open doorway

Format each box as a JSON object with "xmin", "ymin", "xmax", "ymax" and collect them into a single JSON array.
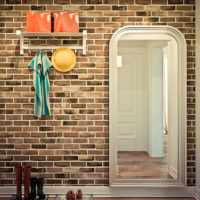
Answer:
[
  {"xmin": 116, "ymin": 40, "xmax": 173, "ymax": 179},
  {"xmin": 109, "ymin": 26, "xmax": 186, "ymax": 188}
]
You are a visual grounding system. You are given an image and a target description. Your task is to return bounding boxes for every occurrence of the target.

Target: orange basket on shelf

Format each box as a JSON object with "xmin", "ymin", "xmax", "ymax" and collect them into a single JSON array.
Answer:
[
  {"xmin": 26, "ymin": 12, "xmax": 51, "ymax": 33},
  {"xmin": 54, "ymin": 12, "xmax": 79, "ymax": 33}
]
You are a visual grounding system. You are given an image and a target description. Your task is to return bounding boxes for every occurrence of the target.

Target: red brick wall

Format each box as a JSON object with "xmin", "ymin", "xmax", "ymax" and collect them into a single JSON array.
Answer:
[{"xmin": 0, "ymin": 0, "xmax": 195, "ymax": 186}]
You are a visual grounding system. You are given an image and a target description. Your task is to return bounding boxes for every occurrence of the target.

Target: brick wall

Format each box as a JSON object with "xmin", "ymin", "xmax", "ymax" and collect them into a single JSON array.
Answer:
[{"xmin": 0, "ymin": 0, "xmax": 195, "ymax": 186}]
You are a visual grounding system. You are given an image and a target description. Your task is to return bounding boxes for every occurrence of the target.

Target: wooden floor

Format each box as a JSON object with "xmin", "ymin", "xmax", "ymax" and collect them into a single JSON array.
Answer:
[
  {"xmin": 0, "ymin": 197, "xmax": 195, "ymax": 200},
  {"xmin": 94, "ymin": 198, "xmax": 195, "ymax": 200},
  {"xmin": 117, "ymin": 151, "xmax": 172, "ymax": 179}
]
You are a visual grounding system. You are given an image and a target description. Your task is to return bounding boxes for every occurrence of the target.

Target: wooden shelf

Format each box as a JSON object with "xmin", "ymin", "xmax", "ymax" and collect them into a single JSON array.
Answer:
[{"xmin": 16, "ymin": 30, "xmax": 87, "ymax": 55}]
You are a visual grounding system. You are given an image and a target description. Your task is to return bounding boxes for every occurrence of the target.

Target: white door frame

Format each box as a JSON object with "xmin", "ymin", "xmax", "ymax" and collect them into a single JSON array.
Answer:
[{"xmin": 109, "ymin": 26, "xmax": 187, "ymax": 187}]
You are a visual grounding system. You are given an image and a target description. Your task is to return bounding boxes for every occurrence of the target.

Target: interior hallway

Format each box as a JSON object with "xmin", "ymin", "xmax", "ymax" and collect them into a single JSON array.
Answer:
[
  {"xmin": 117, "ymin": 151, "xmax": 171, "ymax": 179},
  {"xmin": 94, "ymin": 198, "xmax": 195, "ymax": 200},
  {"xmin": 117, "ymin": 135, "xmax": 171, "ymax": 179}
]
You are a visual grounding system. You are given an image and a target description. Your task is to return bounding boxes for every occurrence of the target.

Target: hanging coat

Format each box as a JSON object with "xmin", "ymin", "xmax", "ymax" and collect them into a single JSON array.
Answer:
[{"xmin": 28, "ymin": 50, "xmax": 52, "ymax": 118}]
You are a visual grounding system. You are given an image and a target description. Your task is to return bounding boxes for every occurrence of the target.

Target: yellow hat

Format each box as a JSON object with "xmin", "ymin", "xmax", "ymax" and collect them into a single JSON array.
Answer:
[{"xmin": 51, "ymin": 47, "xmax": 76, "ymax": 72}]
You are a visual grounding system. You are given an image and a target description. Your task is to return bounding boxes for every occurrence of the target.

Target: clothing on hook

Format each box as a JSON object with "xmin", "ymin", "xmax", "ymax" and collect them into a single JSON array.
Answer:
[{"xmin": 28, "ymin": 50, "xmax": 52, "ymax": 118}]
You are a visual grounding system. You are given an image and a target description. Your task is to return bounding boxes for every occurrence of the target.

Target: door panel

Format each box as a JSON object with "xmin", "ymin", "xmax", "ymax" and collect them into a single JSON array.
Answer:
[{"xmin": 117, "ymin": 49, "xmax": 145, "ymax": 151}]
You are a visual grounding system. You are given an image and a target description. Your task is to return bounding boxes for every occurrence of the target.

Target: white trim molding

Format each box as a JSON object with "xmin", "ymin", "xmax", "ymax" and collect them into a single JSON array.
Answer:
[
  {"xmin": 0, "ymin": 186, "xmax": 195, "ymax": 198},
  {"xmin": 195, "ymin": 0, "xmax": 200, "ymax": 199},
  {"xmin": 109, "ymin": 26, "xmax": 187, "ymax": 189}
]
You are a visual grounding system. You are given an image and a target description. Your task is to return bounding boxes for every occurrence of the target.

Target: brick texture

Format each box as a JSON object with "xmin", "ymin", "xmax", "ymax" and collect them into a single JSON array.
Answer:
[{"xmin": 0, "ymin": 0, "xmax": 195, "ymax": 186}]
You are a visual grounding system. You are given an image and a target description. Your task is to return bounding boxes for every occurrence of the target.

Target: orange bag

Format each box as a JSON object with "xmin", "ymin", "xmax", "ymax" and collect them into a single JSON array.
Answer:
[
  {"xmin": 54, "ymin": 12, "xmax": 79, "ymax": 33},
  {"xmin": 26, "ymin": 12, "xmax": 51, "ymax": 32}
]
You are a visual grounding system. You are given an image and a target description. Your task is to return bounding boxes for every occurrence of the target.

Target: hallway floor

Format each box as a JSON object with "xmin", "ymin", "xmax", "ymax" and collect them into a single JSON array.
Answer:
[
  {"xmin": 0, "ymin": 197, "xmax": 195, "ymax": 200},
  {"xmin": 117, "ymin": 151, "xmax": 172, "ymax": 179},
  {"xmin": 94, "ymin": 198, "xmax": 195, "ymax": 200}
]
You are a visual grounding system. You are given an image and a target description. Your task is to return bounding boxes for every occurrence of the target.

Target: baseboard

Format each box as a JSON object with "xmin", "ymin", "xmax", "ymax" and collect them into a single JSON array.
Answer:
[
  {"xmin": 194, "ymin": 187, "xmax": 200, "ymax": 200},
  {"xmin": 0, "ymin": 186, "xmax": 195, "ymax": 198}
]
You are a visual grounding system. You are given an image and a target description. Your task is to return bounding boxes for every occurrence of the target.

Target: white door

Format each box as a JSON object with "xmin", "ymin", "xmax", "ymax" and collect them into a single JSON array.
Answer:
[{"xmin": 117, "ymin": 47, "xmax": 146, "ymax": 151}]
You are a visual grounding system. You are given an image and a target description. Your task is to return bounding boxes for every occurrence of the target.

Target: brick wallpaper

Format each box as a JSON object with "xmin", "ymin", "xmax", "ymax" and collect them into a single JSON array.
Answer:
[{"xmin": 0, "ymin": 0, "xmax": 195, "ymax": 186}]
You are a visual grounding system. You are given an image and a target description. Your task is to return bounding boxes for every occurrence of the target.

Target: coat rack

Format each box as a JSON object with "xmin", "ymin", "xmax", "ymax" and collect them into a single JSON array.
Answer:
[{"xmin": 16, "ymin": 30, "xmax": 87, "ymax": 55}]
